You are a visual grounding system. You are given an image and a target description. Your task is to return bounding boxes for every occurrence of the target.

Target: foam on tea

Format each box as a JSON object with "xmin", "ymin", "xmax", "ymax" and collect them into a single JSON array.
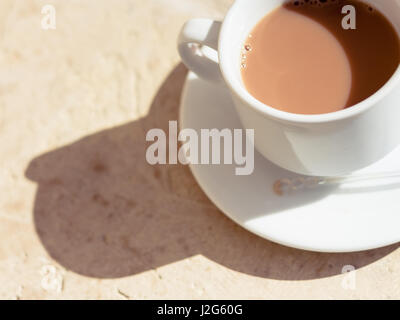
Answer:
[{"xmin": 241, "ymin": 0, "xmax": 400, "ymax": 115}]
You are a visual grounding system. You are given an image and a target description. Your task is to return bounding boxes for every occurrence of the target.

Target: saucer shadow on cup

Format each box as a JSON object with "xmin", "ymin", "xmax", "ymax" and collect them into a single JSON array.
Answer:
[{"xmin": 25, "ymin": 64, "xmax": 399, "ymax": 280}]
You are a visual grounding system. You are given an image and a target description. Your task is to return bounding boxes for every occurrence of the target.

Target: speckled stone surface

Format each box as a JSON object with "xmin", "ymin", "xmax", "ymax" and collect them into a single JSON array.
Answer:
[{"xmin": 0, "ymin": 0, "xmax": 399, "ymax": 299}]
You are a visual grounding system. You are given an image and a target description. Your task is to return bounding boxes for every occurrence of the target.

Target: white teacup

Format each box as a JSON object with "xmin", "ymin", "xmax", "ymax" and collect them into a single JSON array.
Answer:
[{"xmin": 178, "ymin": 0, "xmax": 400, "ymax": 176}]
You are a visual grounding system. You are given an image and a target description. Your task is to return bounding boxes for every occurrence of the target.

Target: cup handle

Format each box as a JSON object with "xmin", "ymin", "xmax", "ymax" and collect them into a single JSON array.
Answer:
[{"xmin": 178, "ymin": 19, "xmax": 223, "ymax": 82}]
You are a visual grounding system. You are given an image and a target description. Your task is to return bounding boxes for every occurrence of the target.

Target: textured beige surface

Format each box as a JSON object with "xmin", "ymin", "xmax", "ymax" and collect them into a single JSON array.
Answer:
[{"xmin": 0, "ymin": 0, "xmax": 399, "ymax": 299}]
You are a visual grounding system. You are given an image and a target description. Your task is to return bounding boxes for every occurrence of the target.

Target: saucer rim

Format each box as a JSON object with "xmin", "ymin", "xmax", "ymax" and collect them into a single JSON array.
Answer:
[{"xmin": 179, "ymin": 71, "xmax": 400, "ymax": 253}]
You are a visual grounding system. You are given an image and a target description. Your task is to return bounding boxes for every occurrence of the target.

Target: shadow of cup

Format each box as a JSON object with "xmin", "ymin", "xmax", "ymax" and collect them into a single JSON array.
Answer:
[{"xmin": 25, "ymin": 64, "xmax": 398, "ymax": 280}]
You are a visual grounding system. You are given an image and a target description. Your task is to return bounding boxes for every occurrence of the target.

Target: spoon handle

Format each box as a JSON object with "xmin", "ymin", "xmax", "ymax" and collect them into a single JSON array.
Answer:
[{"xmin": 274, "ymin": 171, "xmax": 400, "ymax": 195}]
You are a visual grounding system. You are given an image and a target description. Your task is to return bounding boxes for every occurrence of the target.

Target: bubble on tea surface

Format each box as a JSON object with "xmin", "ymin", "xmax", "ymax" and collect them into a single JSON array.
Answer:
[
  {"xmin": 291, "ymin": 0, "xmax": 332, "ymax": 7},
  {"xmin": 244, "ymin": 44, "xmax": 252, "ymax": 52},
  {"xmin": 241, "ymin": 63, "xmax": 246, "ymax": 69}
]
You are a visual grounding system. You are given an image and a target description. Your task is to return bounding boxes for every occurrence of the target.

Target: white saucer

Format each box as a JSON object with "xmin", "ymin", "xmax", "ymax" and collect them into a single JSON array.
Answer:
[{"xmin": 180, "ymin": 72, "xmax": 400, "ymax": 253}]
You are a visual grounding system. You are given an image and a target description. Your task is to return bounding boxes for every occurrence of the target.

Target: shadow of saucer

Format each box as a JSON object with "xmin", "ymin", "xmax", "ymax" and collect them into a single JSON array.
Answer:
[{"xmin": 25, "ymin": 64, "xmax": 399, "ymax": 280}]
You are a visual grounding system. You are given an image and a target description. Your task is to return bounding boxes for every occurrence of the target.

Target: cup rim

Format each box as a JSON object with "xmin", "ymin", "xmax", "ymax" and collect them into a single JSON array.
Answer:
[{"xmin": 218, "ymin": 0, "xmax": 400, "ymax": 124}]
